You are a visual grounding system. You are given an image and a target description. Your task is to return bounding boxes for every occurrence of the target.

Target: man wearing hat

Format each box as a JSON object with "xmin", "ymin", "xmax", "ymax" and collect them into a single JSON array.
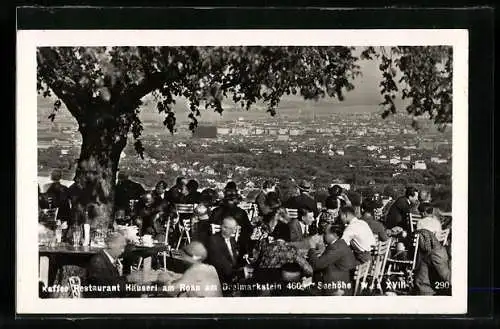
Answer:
[
  {"xmin": 255, "ymin": 180, "xmax": 276, "ymax": 217},
  {"xmin": 44, "ymin": 168, "xmax": 71, "ymax": 221},
  {"xmin": 158, "ymin": 241, "xmax": 222, "ymax": 297},
  {"xmin": 114, "ymin": 171, "xmax": 146, "ymax": 216},
  {"xmin": 284, "ymin": 180, "xmax": 319, "ymax": 218},
  {"xmin": 209, "ymin": 188, "xmax": 252, "ymax": 255}
]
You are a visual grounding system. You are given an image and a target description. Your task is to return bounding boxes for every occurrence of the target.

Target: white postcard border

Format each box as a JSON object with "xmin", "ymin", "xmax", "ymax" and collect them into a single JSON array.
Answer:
[{"xmin": 16, "ymin": 29, "xmax": 468, "ymax": 314}]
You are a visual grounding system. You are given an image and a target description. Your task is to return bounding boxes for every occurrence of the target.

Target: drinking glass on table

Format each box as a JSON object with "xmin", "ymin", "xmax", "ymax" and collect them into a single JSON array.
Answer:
[
  {"xmin": 55, "ymin": 228, "xmax": 62, "ymax": 244},
  {"xmin": 72, "ymin": 227, "xmax": 82, "ymax": 247}
]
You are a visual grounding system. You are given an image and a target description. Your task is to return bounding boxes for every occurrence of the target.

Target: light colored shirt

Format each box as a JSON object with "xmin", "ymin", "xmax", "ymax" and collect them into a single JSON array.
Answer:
[
  {"xmin": 224, "ymin": 237, "xmax": 234, "ymax": 258},
  {"xmin": 416, "ymin": 216, "xmax": 442, "ymax": 235},
  {"xmin": 175, "ymin": 263, "xmax": 223, "ymax": 297},
  {"xmin": 342, "ymin": 217, "xmax": 376, "ymax": 252},
  {"xmin": 299, "ymin": 222, "xmax": 309, "ymax": 235}
]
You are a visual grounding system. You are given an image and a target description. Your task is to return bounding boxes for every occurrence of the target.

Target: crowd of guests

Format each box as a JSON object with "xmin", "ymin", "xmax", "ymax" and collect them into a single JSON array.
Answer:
[{"xmin": 39, "ymin": 169, "xmax": 451, "ymax": 297}]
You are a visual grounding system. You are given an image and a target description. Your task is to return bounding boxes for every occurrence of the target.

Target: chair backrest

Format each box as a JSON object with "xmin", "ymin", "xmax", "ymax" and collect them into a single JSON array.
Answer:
[
  {"xmin": 370, "ymin": 238, "xmax": 392, "ymax": 282},
  {"xmin": 239, "ymin": 202, "xmax": 256, "ymax": 219},
  {"xmin": 210, "ymin": 224, "xmax": 241, "ymax": 240},
  {"xmin": 39, "ymin": 208, "xmax": 59, "ymax": 223},
  {"xmin": 374, "ymin": 207, "xmax": 384, "ymax": 221},
  {"xmin": 181, "ymin": 218, "xmax": 192, "ymax": 230},
  {"xmin": 239, "ymin": 201, "xmax": 253, "ymax": 211},
  {"xmin": 372, "ymin": 234, "xmax": 379, "ymax": 248},
  {"xmin": 436, "ymin": 228, "xmax": 450, "ymax": 246},
  {"xmin": 210, "ymin": 223, "xmax": 221, "ymax": 235},
  {"xmin": 286, "ymin": 208, "xmax": 299, "ymax": 220},
  {"xmin": 46, "ymin": 196, "xmax": 55, "ymax": 208},
  {"xmin": 409, "ymin": 213, "xmax": 422, "ymax": 233},
  {"xmin": 176, "ymin": 203, "xmax": 196, "ymax": 214},
  {"xmin": 411, "ymin": 233, "xmax": 420, "ymax": 271},
  {"xmin": 353, "ymin": 260, "xmax": 372, "ymax": 296},
  {"xmin": 129, "ymin": 199, "xmax": 139, "ymax": 211}
]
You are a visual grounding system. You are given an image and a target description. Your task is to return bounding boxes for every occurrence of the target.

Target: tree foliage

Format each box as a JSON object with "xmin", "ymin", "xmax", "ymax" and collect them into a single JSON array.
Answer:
[
  {"xmin": 38, "ymin": 46, "xmax": 361, "ymax": 159},
  {"xmin": 36, "ymin": 46, "xmax": 453, "ymax": 226},
  {"xmin": 361, "ymin": 46, "xmax": 452, "ymax": 131}
]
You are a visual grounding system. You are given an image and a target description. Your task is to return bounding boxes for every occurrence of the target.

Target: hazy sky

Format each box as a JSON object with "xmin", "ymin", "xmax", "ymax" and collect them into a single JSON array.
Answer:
[{"xmin": 38, "ymin": 47, "xmax": 394, "ymax": 123}]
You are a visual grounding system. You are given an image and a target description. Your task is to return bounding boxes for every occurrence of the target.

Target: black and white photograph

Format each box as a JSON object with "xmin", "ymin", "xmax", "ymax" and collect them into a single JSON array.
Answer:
[{"xmin": 17, "ymin": 29, "xmax": 468, "ymax": 314}]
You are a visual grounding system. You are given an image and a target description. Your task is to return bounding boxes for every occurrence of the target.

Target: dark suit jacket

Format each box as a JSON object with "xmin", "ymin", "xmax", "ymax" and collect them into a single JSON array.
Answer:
[
  {"xmin": 185, "ymin": 191, "xmax": 201, "ymax": 204},
  {"xmin": 114, "ymin": 179, "xmax": 146, "ymax": 211},
  {"xmin": 86, "ymin": 251, "xmax": 127, "ymax": 298},
  {"xmin": 285, "ymin": 193, "xmax": 319, "ymax": 217},
  {"xmin": 167, "ymin": 186, "xmax": 185, "ymax": 204},
  {"xmin": 386, "ymin": 196, "xmax": 411, "ymax": 231},
  {"xmin": 270, "ymin": 220, "xmax": 291, "ymax": 241},
  {"xmin": 207, "ymin": 234, "xmax": 239, "ymax": 284},
  {"xmin": 209, "ymin": 205, "xmax": 252, "ymax": 254},
  {"xmin": 45, "ymin": 182, "xmax": 71, "ymax": 220},
  {"xmin": 363, "ymin": 218, "xmax": 389, "ymax": 241},
  {"xmin": 288, "ymin": 218, "xmax": 308, "ymax": 242},
  {"xmin": 308, "ymin": 238, "xmax": 357, "ymax": 288}
]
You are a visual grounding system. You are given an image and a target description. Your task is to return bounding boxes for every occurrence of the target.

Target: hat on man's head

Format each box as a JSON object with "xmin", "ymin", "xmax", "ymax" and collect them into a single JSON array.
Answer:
[
  {"xmin": 298, "ymin": 180, "xmax": 312, "ymax": 192},
  {"xmin": 223, "ymin": 188, "xmax": 240, "ymax": 201}
]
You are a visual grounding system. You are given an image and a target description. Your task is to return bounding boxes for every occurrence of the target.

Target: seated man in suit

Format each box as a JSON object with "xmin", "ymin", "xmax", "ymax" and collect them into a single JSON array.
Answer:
[
  {"xmin": 289, "ymin": 208, "xmax": 316, "ymax": 244},
  {"xmin": 386, "ymin": 186, "xmax": 419, "ymax": 233},
  {"xmin": 308, "ymin": 225, "xmax": 357, "ymax": 296},
  {"xmin": 284, "ymin": 180, "xmax": 319, "ymax": 218},
  {"xmin": 86, "ymin": 232, "xmax": 141, "ymax": 298},
  {"xmin": 209, "ymin": 189, "xmax": 253, "ymax": 255},
  {"xmin": 158, "ymin": 241, "xmax": 222, "ymax": 297},
  {"xmin": 207, "ymin": 216, "xmax": 243, "ymax": 295}
]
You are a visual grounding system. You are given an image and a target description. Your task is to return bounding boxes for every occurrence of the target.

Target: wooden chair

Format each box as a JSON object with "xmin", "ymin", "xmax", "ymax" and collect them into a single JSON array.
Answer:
[
  {"xmin": 130, "ymin": 257, "xmax": 143, "ymax": 273},
  {"xmin": 45, "ymin": 196, "xmax": 55, "ymax": 208},
  {"xmin": 409, "ymin": 213, "xmax": 423, "ymax": 233},
  {"xmin": 285, "ymin": 208, "xmax": 299, "ymax": 221},
  {"xmin": 173, "ymin": 204, "xmax": 197, "ymax": 249},
  {"xmin": 129, "ymin": 199, "xmax": 139, "ymax": 213},
  {"xmin": 386, "ymin": 233, "xmax": 420, "ymax": 278},
  {"xmin": 176, "ymin": 219, "xmax": 192, "ymax": 250},
  {"xmin": 175, "ymin": 203, "xmax": 196, "ymax": 215},
  {"xmin": 239, "ymin": 201, "xmax": 257, "ymax": 220},
  {"xmin": 374, "ymin": 207, "xmax": 384, "ymax": 221},
  {"xmin": 369, "ymin": 238, "xmax": 393, "ymax": 293},
  {"xmin": 353, "ymin": 260, "xmax": 372, "ymax": 296},
  {"xmin": 436, "ymin": 228, "xmax": 450, "ymax": 246},
  {"xmin": 39, "ymin": 207, "xmax": 59, "ymax": 223}
]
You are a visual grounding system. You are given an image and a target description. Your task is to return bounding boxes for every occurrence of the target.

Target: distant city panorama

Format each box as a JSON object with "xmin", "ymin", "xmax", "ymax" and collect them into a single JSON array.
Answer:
[{"xmin": 38, "ymin": 96, "xmax": 452, "ymax": 212}]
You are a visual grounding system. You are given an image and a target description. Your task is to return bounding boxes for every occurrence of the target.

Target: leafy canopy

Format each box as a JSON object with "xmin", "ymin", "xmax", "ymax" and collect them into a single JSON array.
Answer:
[{"xmin": 37, "ymin": 46, "xmax": 452, "ymax": 158}]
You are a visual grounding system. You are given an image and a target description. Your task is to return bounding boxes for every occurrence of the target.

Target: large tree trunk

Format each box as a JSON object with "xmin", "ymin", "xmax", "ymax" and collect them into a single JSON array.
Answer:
[{"xmin": 74, "ymin": 111, "xmax": 128, "ymax": 229}]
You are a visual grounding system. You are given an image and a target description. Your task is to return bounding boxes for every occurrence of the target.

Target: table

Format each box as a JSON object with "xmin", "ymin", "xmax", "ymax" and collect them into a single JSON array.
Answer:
[
  {"xmin": 39, "ymin": 244, "xmax": 189, "ymax": 288},
  {"xmin": 39, "ymin": 245, "xmax": 102, "ymax": 287}
]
